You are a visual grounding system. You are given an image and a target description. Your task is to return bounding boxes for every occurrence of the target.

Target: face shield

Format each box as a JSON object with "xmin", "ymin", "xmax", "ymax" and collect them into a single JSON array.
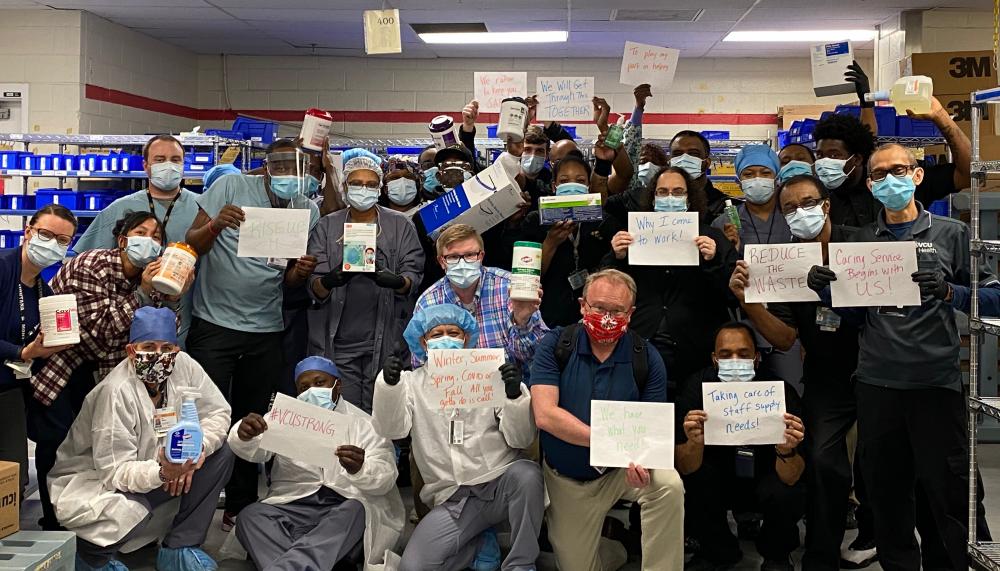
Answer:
[{"xmin": 266, "ymin": 150, "xmax": 315, "ymax": 207}]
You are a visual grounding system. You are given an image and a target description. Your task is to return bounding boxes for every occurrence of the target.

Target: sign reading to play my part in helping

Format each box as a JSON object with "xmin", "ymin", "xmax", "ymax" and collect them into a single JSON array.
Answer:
[
  {"xmin": 744, "ymin": 242, "xmax": 823, "ymax": 303},
  {"xmin": 426, "ymin": 348, "xmax": 506, "ymax": 412},
  {"xmin": 589, "ymin": 401, "xmax": 675, "ymax": 470},
  {"xmin": 811, "ymin": 41, "xmax": 855, "ymax": 97},
  {"xmin": 627, "ymin": 211, "xmax": 700, "ymax": 266},
  {"xmin": 535, "ymin": 77, "xmax": 594, "ymax": 122},
  {"xmin": 342, "ymin": 223, "xmax": 376, "ymax": 273},
  {"xmin": 474, "ymin": 72, "xmax": 528, "ymax": 113},
  {"xmin": 259, "ymin": 393, "xmax": 354, "ymax": 471},
  {"xmin": 619, "ymin": 41, "xmax": 680, "ymax": 89},
  {"xmin": 703, "ymin": 381, "xmax": 786, "ymax": 446},
  {"xmin": 829, "ymin": 241, "xmax": 920, "ymax": 308},
  {"xmin": 237, "ymin": 207, "xmax": 310, "ymax": 259},
  {"xmin": 363, "ymin": 9, "xmax": 401, "ymax": 55}
]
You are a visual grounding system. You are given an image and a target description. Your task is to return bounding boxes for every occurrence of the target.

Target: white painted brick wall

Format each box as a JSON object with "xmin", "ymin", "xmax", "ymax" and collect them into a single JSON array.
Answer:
[{"xmin": 922, "ymin": 8, "xmax": 994, "ymax": 52}]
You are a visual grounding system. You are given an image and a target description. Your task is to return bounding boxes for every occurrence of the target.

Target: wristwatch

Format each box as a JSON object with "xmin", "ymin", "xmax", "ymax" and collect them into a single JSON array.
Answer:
[
  {"xmin": 158, "ymin": 466, "xmax": 168, "ymax": 483},
  {"xmin": 774, "ymin": 446, "xmax": 797, "ymax": 460}
]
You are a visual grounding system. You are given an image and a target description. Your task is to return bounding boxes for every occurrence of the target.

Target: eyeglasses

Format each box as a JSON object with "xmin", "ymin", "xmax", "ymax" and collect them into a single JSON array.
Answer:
[
  {"xmin": 780, "ymin": 197, "xmax": 825, "ymax": 216},
  {"xmin": 346, "ymin": 182, "xmax": 381, "ymax": 191},
  {"xmin": 442, "ymin": 251, "xmax": 482, "ymax": 265},
  {"xmin": 655, "ymin": 188, "xmax": 687, "ymax": 198},
  {"xmin": 31, "ymin": 227, "xmax": 73, "ymax": 247},
  {"xmin": 869, "ymin": 164, "xmax": 918, "ymax": 182},
  {"xmin": 584, "ymin": 301, "xmax": 629, "ymax": 319}
]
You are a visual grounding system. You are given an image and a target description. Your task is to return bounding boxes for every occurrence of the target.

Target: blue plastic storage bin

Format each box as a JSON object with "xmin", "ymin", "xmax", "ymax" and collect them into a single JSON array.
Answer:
[
  {"xmin": 834, "ymin": 104, "xmax": 896, "ymax": 136},
  {"xmin": 2, "ymin": 194, "xmax": 35, "ymax": 209},
  {"xmin": 191, "ymin": 152, "xmax": 214, "ymax": 164},
  {"xmin": 124, "ymin": 154, "xmax": 143, "ymax": 171},
  {"xmin": 233, "ymin": 117, "xmax": 279, "ymax": 143},
  {"xmin": 20, "ymin": 155, "xmax": 36, "ymax": 170},
  {"xmin": 81, "ymin": 191, "xmax": 116, "ymax": 211},
  {"xmin": 777, "ymin": 130, "xmax": 790, "ymax": 149},
  {"xmin": 0, "ymin": 231, "xmax": 21, "ymax": 249},
  {"xmin": 35, "ymin": 189, "xmax": 79, "ymax": 209},
  {"xmin": 205, "ymin": 129, "xmax": 245, "ymax": 140},
  {"xmin": 0, "ymin": 151, "xmax": 22, "ymax": 169},
  {"xmin": 910, "ymin": 119, "xmax": 941, "ymax": 137},
  {"xmin": 701, "ymin": 130, "xmax": 730, "ymax": 140}
]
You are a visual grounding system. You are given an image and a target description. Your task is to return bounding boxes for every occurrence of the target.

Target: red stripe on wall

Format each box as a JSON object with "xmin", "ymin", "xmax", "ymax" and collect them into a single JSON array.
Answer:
[{"xmin": 85, "ymin": 84, "xmax": 778, "ymax": 126}]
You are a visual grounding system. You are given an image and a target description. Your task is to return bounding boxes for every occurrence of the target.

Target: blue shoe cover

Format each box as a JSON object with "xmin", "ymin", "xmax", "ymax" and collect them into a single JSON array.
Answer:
[
  {"xmin": 75, "ymin": 554, "xmax": 129, "ymax": 571},
  {"xmin": 155, "ymin": 547, "xmax": 218, "ymax": 571},
  {"xmin": 469, "ymin": 527, "xmax": 501, "ymax": 571}
]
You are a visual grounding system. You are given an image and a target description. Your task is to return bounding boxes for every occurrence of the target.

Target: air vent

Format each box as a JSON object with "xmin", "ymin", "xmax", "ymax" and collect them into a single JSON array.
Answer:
[
  {"xmin": 410, "ymin": 23, "xmax": 488, "ymax": 34},
  {"xmin": 610, "ymin": 9, "xmax": 703, "ymax": 22}
]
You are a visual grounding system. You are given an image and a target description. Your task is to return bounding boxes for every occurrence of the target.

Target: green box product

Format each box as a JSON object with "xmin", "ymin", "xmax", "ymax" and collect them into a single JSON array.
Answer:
[{"xmin": 538, "ymin": 193, "xmax": 604, "ymax": 226}]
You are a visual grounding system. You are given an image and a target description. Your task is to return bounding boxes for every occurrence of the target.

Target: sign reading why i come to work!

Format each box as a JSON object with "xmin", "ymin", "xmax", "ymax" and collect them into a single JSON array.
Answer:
[
  {"xmin": 259, "ymin": 393, "xmax": 354, "ymax": 470},
  {"xmin": 703, "ymin": 381, "xmax": 786, "ymax": 446},
  {"xmin": 590, "ymin": 401, "xmax": 675, "ymax": 470},
  {"xmin": 536, "ymin": 77, "xmax": 594, "ymax": 122},
  {"xmin": 627, "ymin": 211, "xmax": 700, "ymax": 266},
  {"xmin": 363, "ymin": 9, "xmax": 401, "ymax": 55},
  {"xmin": 237, "ymin": 207, "xmax": 310, "ymax": 259},
  {"xmin": 426, "ymin": 348, "xmax": 506, "ymax": 412},
  {"xmin": 619, "ymin": 41, "xmax": 681, "ymax": 88},
  {"xmin": 829, "ymin": 241, "xmax": 920, "ymax": 308},
  {"xmin": 744, "ymin": 242, "xmax": 823, "ymax": 303},
  {"xmin": 474, "ymin": 72, "xmax": 528, "ymax": 113}
]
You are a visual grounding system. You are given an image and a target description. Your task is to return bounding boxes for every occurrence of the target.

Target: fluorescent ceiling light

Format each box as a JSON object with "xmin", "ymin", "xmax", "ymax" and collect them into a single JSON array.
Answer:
[
  {"xmin": 724, "ymin": 30, "xmax": 876, "ymax": 42},
  {"xmin": 419, "ymin": 31, "xmax": 568, "ymax": 44}
]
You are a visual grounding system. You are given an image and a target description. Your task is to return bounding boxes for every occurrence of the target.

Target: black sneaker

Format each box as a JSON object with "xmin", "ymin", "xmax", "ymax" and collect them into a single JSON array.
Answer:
[
  {"xmin": 845, "ymin": 501, "xmax": 859, "ymax": 530},
  {"xmin": 760, "ymin": 557, "xmax": 794, "ymax": 571},
  {"xmin": 840, "ymin": 536, "xmax": 877, "ymax": 569}
]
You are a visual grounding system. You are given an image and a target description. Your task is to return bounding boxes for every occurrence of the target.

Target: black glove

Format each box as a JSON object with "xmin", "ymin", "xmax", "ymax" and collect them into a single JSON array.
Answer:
[
  {"xmin": 320, "ymin": 268, "xmax": 354, "ymax": 290},
  {"xmin": 912, "ymin": 269, "xmax": 951, "ymax": 301},
  {"xmin": 499, "ymin": 362, "xmax": 522, "ymax": 399},
  {"xmin": 383, "ymin": 355, "xmax": 403, "ymax": 386},
  {"xmin": 372, "ymin": 269, "xmax": 407, "ymax": 290},
  {"xmin": 845, "ymin": 60, "xmax": 873, "ymax": 108},
  {"xmin": 807, "ymin": 265, "xmax": 837, "ymax": 293}
]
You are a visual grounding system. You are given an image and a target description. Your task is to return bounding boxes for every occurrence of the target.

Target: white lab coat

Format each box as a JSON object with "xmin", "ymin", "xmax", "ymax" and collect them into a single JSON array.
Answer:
[
  {"xmin": 47, "ymin": 352, "xmax": 231, "ymax": 547},
  {"xmin": 372, "ymin": 367, "xmax": 536, "ymax": 508},
  {"xmin": 226, "ymin": 399, "xmax": 404, "ymax": 571}
]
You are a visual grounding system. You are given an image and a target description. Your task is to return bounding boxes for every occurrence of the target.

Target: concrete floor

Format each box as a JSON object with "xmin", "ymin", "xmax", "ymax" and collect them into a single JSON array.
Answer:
[{"xmin": 20, "ymin": 444, "xmax": 1000, "ymax": 570}]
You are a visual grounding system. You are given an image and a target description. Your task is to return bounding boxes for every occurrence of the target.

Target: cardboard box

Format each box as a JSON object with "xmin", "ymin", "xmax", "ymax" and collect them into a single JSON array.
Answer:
[
  {"xmin": 906, "ymin": 50, "xmax": 997, "ymax": 95},
  {"xmin": 777, "ymin": 105, "xmax": 837, "ymax": 130},
  {"xmin": 936, "ymin": 92, "xmax": 1000, "ymax": 160},
  {"xmin": 0, "ymin": 462, "xmax": 18, "ymax": 540},
  {"xmin": 538, "ymin": 193, "xmax": 603, "ymax": 226},
  {"xmin": 416, "ymin": 161, "xmax": 523, "ymax": 239}
]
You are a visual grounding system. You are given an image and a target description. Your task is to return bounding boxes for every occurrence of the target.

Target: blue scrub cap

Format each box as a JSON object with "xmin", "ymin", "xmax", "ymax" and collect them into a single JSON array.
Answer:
[
  {"xmin": 735, "ymin": 144, "xmax": 780, "ymax": 176},
  {"xmin": 403, "ymin": 305, "xmax": 479, "ymax": 362},
  {"xmin": 294, "ymin": 356, "xmax": 340, "ymax": 381},
  {"xmin": 202, "ymin": 164, "xmax": 241, "ymax": 190},
  {"xmin": 129, "ymin": 307, "xmax": 178, "ymax": 345}
]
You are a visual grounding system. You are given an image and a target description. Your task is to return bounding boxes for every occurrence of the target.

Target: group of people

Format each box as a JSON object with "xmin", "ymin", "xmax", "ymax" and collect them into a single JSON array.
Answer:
[{"xmin": 0, "ymin": 61, "xmax": 989, "ymax": 571}]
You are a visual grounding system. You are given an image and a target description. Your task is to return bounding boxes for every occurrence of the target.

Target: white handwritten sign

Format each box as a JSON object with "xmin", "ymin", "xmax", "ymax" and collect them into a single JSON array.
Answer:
[
  {"xmin": 702, "ymin": 381, "xmax": 786, "ymax": 446},
  {"xmin": 619, "ymin": 41, "xmax": 680, "ymax": 89},
  {"xmin": 590, "ymin": 401, "xmax": 674, "ymax": 470},
  {"xmin": 829, "ymin": 241, "xmax": 920, "ymax": 308},
  {"xmin": 426, "ymin": 348, "xmax": 505, "ymax": 411},
  {"xmin": 363, "ymin": 9, "xmax": 401, "ymax": 55},
  {"xmin": 474, "ymin": 72, "xmax": 527, "ymax": 113},
  {"xmin": 744, "ymin": 242, "xmax": 823, "ymax": 303},
  {"xmin": 259, "ymin": 393, "xmax": 354, "ymax": 470},
  {"xmin": 237, "ymin": 207, "xmax": 310, "ymax": 259},
  {"xmin": 627, "ymin": 211, "xmax": 700, "ymax": 266},
  {"xmin": 536, "ymin": 77, "xmax": 594, "ymax": 122}
]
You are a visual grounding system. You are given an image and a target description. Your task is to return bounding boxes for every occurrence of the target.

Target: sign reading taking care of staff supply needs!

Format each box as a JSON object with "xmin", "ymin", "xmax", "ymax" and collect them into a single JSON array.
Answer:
[
  {"xmin": 619, "ymin": 41, "xmax": 681, "ymax": 88},
  {"xmin": 627, "ymin": 211, "xmax": 700, "ymax": 266},
  {"xmin": 829, "ymin": 241, "xmax": 920, "ymax": 308},
  {"xmin": 590, "ymin": 401, "xmax": 675, "ymax": 470},
  {"xmin": 743, "ymin": 242, "xmax": 823, "ymax": 303},
  {"xmin": 702, "ymin": 381, "xmax": 786, "ymax": 446},
  {"xmin": 363, "ymin": 9, "xmax": 401, "ymax": 55},
  {"xmin": 474, "ymin": 72, "xmax": 528, "ymax": 113},
  {"xmin": 811, "ymin": 40, "xmax": 855, "ymax": 97},
  {"xmin": 237, "ymin": 207, "xmax": 310, "ymax": 259},
  {"xmin": 535, "ymin": 77, "xmax": 594, "ymax": 122},
  {"xmin": 259, "ymin": 393, "xmax": 354, "ymax": 470},
  {"xmin": 426, "ymin": 348, "xmax": 506, "ymax": 412}
]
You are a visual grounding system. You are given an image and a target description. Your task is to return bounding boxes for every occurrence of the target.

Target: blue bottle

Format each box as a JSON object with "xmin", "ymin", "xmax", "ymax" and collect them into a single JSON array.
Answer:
[{"xmin": 165, "ymin": 393, "xmax": 204, "ymax": 464}]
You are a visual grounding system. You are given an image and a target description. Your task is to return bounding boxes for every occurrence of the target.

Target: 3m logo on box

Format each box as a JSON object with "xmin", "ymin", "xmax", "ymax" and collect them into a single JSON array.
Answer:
[{"xmin": 950, "ymin": 56, "xmax": 992, "ymax": 79}]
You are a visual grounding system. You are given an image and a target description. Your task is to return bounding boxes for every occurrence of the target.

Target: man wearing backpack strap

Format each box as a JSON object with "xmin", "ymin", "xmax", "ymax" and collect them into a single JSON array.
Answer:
[{"xmin": 529, "ymin": 269, "xmax": 684, "ymax": 571}]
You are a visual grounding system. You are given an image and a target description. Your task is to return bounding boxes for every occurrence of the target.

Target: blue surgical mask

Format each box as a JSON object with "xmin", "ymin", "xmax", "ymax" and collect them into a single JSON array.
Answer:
[
  {"xmin": 872, "ymin": 173, "xmax": 916, "ymax": 212},
  {"xmin": 297, "ymin": 386, "xmax": 338, "ymax": 411},
  {"xmin": 462, "ymin": 170, "xmax": 474, "ymax": 182},
  {"xmin": 669, "ymin": 154, "xmax": 705, "ymax": 179},
  {"xmin": 555, "ymin": 182, "xmax": 588, "ymax": 196},
  {"xmin": 423, "ymin": 167, "xmax": 441, "ymax": 193},
  {"xmin": 521, "ymin": 155, "xmax": 545, "ymax": 176},
  {"xmin": 654, "ymin": 195, "xmax": 687, "ymax": 212},
  {"xmin": 426, "ymin": 336, "xmax": 466, "ymax": 351},
  {"xmin": 446, "ymin": 259, "xmax": 481, "ymax": 289},
  {"xmin": 270, "ymin": 175, "xmax": 304, "ymax": 199},
  {"xmin": 637, "ymin": 162, "xmax": 661, "ymax": 187},
  {"xmin": 777, "ymin": 160, "xmax": 813, "ymax": 185},
  {"xmin": 25, "ymin": 233, "xmax": 68, "ymax": 268},
  {"xmin": 149, "ymin": 162, "xmax": 183, "ymax": 192},
  {"xmin": 346, "ymin": 185, "xmax": 379, "ymax": 211},
  {"xmin": 785, "ymin": 203, "xmax": 827, "ymax": 240},
  {"xmin": 741, "ymin": 177, "xmax": 776, "ymax": 204},
  {"xmin": 305, "ymin": 174, "xmax": 321, "ymax": 197},
  {"xmin": 124, "ymin": 235, "xmax": 161, "ymax": 268},
  {"xmin": 717, "ymin": 358, "xmax": 756, "ymax": 382},
  {"xmin": 387, "ymin": 177, "xmax": 418, "ymax": 206},
  {"xmin": 814, "ymin": 157, "xmax": 855, "ymax": 190}
]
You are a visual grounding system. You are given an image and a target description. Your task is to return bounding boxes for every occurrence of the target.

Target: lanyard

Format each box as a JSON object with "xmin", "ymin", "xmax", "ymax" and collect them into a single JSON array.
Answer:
[
  {"xmin": 571, "ymin": 227, "xmax": 582, "ymax": 271},
  {"xmin": 147, "ymin": 191, "xmax": 180, "ymax": 244},
  {"xmin": 745, "ymin": 204, "xmax": 777, "ymax": 245},
  {"xmin": 16, "ymin": 278, "xmax": 44, "ymax": 345}
]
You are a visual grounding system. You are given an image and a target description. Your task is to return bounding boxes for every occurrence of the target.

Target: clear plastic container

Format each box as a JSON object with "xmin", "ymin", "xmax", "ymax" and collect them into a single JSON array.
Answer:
[
  {"xmin": 152, "ymin": 242, "xmax": 197, "ymax": 296},
  {"xmin": 165, "ymin": 394, "xmax": 203, "ymax": 464},
  {"xmin": 865, "ymin": 76, "xmax": 934, "ymax": 115},
  {"xmin": 510, "ymin": 241, "xmax": 542, "ymax": 301},
  {"xmin": 299, "ymin": 108, "xmax": 334, "ymax": 152},
  {"xmin": 725, "ymin": 199, "xmax": 741, "ymax": 230}
]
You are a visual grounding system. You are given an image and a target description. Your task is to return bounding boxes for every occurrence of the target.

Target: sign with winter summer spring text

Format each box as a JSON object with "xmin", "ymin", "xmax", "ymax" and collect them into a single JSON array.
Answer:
[
  {"xmin": 259, "ymin": 393, "xmax": 353, "ymax": 471},
  {"xmin": 426, "ymin": 348, "xmax": 505, "ymax": 412},
  {"xmin": 474, "ymin": 72, "xmax": 528, "ymax": 113},
  {"xmin": 703, "ymin": 381, "xmax": 786, "ymax": 446},
  {"xmin": 744, "ymin": 242, "xmax": 823, "ymax": 303},
  {"xmin": 627, "ymin": 211, "xmax": 700, "ymax": 266},
  {"xmin": 829, "ymin": 241, "xmax": 920, "ymax": 308},
  {"xmin": 536, "ymin": 77, "xmax": 594, "ymax": 122},
  {"xmin": 590, "ymin": 401, "xmax": 675, "ymax": 470},
  {"xmin": 619, "ymin": 41, "xmax": 680, "ymax": 88},
  {"xmin": 237, "ymin": 207, "xmax": 310, "ymax": 259}
]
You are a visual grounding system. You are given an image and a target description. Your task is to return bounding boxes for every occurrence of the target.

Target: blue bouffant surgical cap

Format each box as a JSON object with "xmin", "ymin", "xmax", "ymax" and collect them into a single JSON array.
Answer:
[
  {"xmin": 735, "ymin": 144, "xmax": 780, "ymax": 175},
  {"xmin": 129, "ymin": 307, "xmax": 178, "ymax": 344},
  {"xmin": 403, "ymin": 305, "xmax": 479, "ymax": 362},
  {"xmin": 294, "ymin": 356, "xmax": 340, "ymax": 381}
]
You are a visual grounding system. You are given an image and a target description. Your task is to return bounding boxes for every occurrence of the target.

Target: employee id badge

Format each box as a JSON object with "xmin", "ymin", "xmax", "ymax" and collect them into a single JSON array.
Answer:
[
  {"xmin": 567, "ymin": 269, "xmax": 589, "ymax": 291},
  {"xmin": 153, "ymin": 406, "xmax": 178, "ymax": 437},
  {"xmin": 815, "ymin": 307, "xmax": 841, "ymax": 332},
  {"xmin": 735, "ymin": 447, "xmax": 755, "ymax": 479},
  {"xmin": 450, "ymin": 420, "xmax": 464, "ymax": 445},
  {"xmin": 267, "ymin": 257, "xmax": 290, "ymax": 270}
]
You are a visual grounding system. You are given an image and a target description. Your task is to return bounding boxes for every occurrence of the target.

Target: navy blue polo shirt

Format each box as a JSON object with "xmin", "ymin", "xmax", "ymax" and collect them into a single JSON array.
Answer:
[{"xmin": 530, "ymin": 326, "xmax": 668, "ymax": 481}]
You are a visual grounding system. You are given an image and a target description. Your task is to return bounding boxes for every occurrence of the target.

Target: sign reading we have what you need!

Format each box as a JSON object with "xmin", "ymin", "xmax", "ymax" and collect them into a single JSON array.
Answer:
[
  {"xmin": 536, "ymin": 77, "xmax": 595, "ymax": 122},
  {"xmin": 426, "ymin": 348, "xmax": 506, "ymax": 412},
  {"xmin": 702, "ymin": 381, "xmax": 787, "ymax": 446},
  {"xmin": 627, "ymin": 211, "xmax": 700, "ymax": 266},
  {"xmin": 259, "ymin": 393, "xmax": 354, "ymax": 471},
  {"xmin": 474, "ymin": 72, "xmax": 528, "ymax": 113},
  {"xmin": 237, "ymin": 207, "xmax": 310, "ymax": 259},
  {"xmin": 829, "ymin": 241, "xmax": 920, "ymax": 308},
  {"xmin": 590, "ymin": 401, "xmax": 675, "ymax": 470},
  {"xmin": 744, "ymin": 242, "xmax": 823, "ymax": 303}
]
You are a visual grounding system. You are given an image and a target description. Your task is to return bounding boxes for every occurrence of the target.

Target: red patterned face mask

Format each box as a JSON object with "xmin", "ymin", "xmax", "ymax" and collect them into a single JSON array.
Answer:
[{"xmin": 583, "ymin": 311, "xmax": 629, "ymax": 344}]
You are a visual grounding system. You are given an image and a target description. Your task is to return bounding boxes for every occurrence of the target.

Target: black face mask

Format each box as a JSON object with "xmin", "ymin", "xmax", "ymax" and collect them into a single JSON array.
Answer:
[{"xmin": 438, "ymin": 167, "xmax": 470, "ymax": 189}]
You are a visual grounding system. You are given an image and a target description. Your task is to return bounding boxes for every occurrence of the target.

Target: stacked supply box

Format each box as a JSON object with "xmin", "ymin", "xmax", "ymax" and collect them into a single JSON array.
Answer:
[
  {"xmin": 0, "ymin": 462, "xmax": 17, "ymax": 540},
  {"xmin": 0, "ymin": 531, "xmax": 75, "ymax": 570}
]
